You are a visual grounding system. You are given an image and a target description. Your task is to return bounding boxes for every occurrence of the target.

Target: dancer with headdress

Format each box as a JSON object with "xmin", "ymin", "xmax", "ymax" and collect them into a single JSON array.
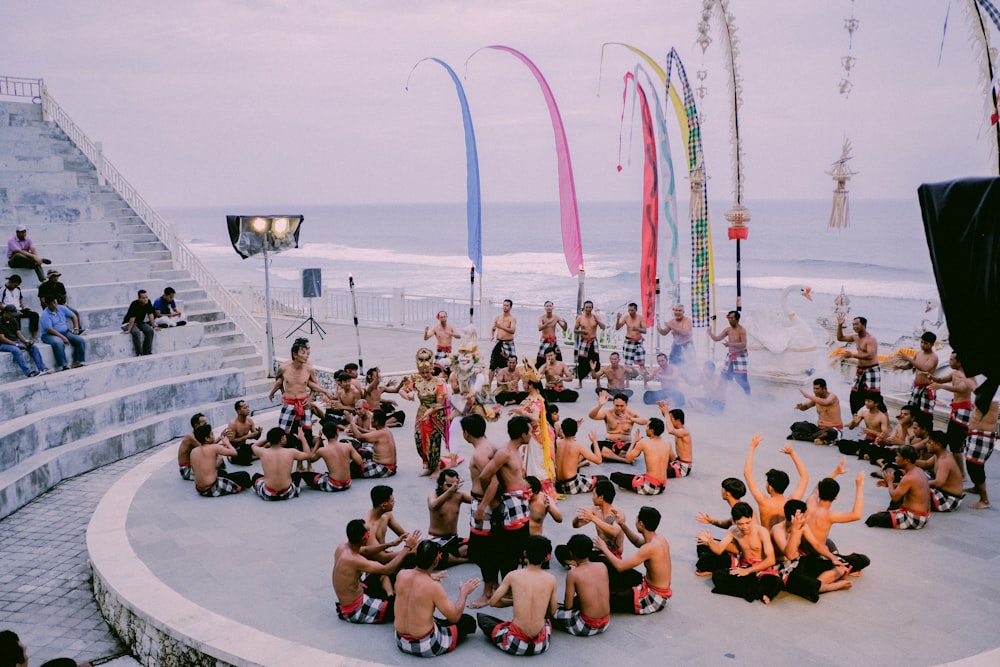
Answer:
[
  {"xmin": 510, "ymin": 358, "xmax": 557, "ymax": 498},
  {"xmin": 409, "ymin": 348, "xmax": 448, "ymax": 476}
]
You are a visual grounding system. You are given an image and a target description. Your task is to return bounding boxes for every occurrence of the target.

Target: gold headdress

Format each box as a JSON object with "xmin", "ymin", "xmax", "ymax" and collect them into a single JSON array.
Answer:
[
  {"xmin": 416, "ymin": 348, "xmax": 434, "ymax": 373},
  {"xmin": 458, "ymin": 326, "xmax": 479, "ymax": 356},
  {"xmin": 520, "ymin": 357, "xmax": 542, "ymax": 385}
]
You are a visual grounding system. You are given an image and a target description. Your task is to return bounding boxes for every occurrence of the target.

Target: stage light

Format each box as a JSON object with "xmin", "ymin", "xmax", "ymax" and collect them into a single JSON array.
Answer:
[{"xmin": 226, "ymin": 214, "xmax": 305, "ymax": 375}]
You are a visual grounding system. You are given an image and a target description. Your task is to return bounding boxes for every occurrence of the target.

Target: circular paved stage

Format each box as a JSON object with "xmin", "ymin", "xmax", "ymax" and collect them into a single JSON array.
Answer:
[{"xmin": 89, "ymin": 381, "xmax": 1000, "ymax": 666}]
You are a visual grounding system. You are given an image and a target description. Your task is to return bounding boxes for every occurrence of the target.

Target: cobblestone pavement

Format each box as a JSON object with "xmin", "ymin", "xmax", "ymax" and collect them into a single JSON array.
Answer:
[{"xmin": 0, "ymin": 449, "xmax": 159, "ymax": 666}]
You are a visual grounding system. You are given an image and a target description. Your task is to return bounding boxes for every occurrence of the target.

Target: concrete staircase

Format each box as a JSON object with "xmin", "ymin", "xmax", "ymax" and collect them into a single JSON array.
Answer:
[{"xmin": 0, "ymin": 100, "xmax": 273, "ymax": 519}]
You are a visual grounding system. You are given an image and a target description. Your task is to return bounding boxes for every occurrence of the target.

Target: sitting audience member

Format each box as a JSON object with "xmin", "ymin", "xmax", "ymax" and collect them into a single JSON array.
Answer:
[
  {"xmin": 0, "ymin": 629, "xmax": 92, "ymax": 667},
  {"xmin": 2, "ymin": 274, "xmax": 39, "ymax": 340},
  {"xmin": 153, "ymin": 286, "xmax": 187, "ymax": 327},
  {"xmin": 37, "ymin": 270, "xmax": 83, "ymax": 331},
  {"xmin": 121, "ymin": 289, "xmax": 156, "ymax": 356},
  {"xmin": 477, "ymin": 535, "xmax": 558, "ymax": 656},
  {"xmin": 393, "ymin": 540, "xmax": 480, "ymax": 657},
  {"xmin": 0, "ymin": 304, "xmax": 51, "ymax": 377},
  {"xmin": 6, "ymin": 225, "xmax": 51, "ymax": 281},
  {"xmin": 39, "ymin": 295, "xmax": 85, "ymax": 370},
  {"xmin": 865, "ymin": 445, "xmax": 931, "ymax": 530},
  {"xmin": 332, "ymin": 519, "xmax": 420, "ymax": 624},
  {"xmin": 552, "ymin": 533, "xmax": 611, "ymax": 636}
]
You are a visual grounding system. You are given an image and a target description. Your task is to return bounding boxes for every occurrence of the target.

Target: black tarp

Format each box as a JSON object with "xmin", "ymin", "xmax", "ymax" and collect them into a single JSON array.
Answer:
[{"xmin": 918, "ymin": 177, "xmax": 1000, "ymax": 413}]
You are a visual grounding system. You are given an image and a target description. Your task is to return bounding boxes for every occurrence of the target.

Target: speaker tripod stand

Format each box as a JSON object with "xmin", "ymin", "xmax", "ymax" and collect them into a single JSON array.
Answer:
[{"xmin": 286, "ymin": 298, "xmax": 327, "ymax": 339}]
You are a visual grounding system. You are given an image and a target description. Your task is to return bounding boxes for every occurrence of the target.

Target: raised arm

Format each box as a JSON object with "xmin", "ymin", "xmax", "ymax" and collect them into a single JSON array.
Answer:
[
  {"xmin": 743, "ymin": 433, "xmax": 767, "ymax": 504},
  {"xmin": 781, "ymin": 444, "xmax": 810, "ymax": 500}
]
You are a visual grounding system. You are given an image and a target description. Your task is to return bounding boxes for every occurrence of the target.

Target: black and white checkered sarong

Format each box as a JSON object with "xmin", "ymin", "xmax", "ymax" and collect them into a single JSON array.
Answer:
[
  {"xmin": 930, "ymin": 487, "xmax": 963, "ymax": 512},
  {"xmin": 179, "ymin": 464, "xmax": 194, "ymax": 481},
  {"xmin": 553, "ymin": 608, "xmax": 609, "ymax": 637},
  {"xmin": 853, "ymin": 365, "xmax": 881, "ymax": 394},
  {"xmin": 888, "ymin": 507, "xmax": 929, "ymax": 530},
  {"xmin": 499, "ymin": 488, "xmax": 531, "ymax": 530},
  {"xmin": 622, "ymin": 337, "xmax": 645, "ymax": 366},
  {"xmin": 910, "ymin": 384, "xmax": 935, "ymax": 415},
  {"xmin": 633, "ymin": 579, "xmax": 671, "ymax": 614},
  {"xmin": 252, "ymin": 477, "xmax": 299, "ymax": 501},
  {"xmin": 554, "ymin": 473, "xmax": 596, "ymax": 495},
  {"xmin": 469, "ymin": 495, "xmax": 494, "ymax": 535},
  {"xmin": 395, "ymin": 619, "xmax": 459, "ymax": 657},
  {"xmin": 196, "ymin": 475, "xmax": 244, "ymax": 498},
  {"xmin": 490, "ymin": 619, "xmax": 551, "ymax": 655},
  {"xmin": 631, "ymin": 473, "xmax": 666, "ymax": 496},
  {"xmin": 965, "ymin": 429, "xmax": 996, "ymax": 465},
  {"xmin": 337, "ymin": 593, "xmax": 390, "ymax": 624}
]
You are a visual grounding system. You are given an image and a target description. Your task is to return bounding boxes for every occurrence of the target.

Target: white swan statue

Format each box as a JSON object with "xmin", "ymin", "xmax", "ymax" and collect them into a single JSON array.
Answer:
[{"xmin": 742, "ymin": 284, "xmax": 820, "ymax": 379}]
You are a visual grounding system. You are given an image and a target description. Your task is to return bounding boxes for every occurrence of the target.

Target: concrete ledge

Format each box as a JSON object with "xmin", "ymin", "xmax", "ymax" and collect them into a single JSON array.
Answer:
[{"xmin": 88, "ymin": 446, "xmax": 383, "ymax": 667}]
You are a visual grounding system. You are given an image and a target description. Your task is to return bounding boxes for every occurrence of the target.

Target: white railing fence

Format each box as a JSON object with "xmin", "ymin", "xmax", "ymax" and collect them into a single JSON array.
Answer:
[
  {"xmin": 38, "ymin": 85, "xmax": 267, "ymax": 368},
  {"xmin": 0, "ymin": 76, "xmax": 42, "ymax": 101}
]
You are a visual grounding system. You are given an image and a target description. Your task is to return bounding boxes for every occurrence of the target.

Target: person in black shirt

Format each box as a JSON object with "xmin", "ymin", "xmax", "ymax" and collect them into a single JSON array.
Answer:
[{"xmin": 122, "ymin": 289, "xmax": 156, "ymax": 356}]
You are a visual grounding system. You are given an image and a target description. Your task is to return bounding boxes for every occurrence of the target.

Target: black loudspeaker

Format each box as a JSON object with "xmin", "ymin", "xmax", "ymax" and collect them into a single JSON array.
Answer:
[{"xmin": 302, "ymin": 268, "xmax": 322, "ymax": 299}]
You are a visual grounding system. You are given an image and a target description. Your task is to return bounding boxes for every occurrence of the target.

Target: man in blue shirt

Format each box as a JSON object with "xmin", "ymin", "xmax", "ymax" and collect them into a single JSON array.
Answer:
[
  {"xmin": 40, "ymin": 295, "xmax": 86, "ymax": 370},
  {"xmin": 153, "ymin": 286, "xmax": 187, "ymax": 327}
]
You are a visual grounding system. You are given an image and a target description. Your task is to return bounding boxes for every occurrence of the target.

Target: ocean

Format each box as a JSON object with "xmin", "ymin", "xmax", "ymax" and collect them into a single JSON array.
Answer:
[{"xmin": 161, "ymin": 198, "xmax": 938, "ymax": 344}]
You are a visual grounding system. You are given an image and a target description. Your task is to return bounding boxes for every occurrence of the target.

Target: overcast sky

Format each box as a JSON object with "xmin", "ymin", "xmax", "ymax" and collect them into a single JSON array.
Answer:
[{"xmin": 2, "ymin": 1, "xmax": 998, "ymax": 207}]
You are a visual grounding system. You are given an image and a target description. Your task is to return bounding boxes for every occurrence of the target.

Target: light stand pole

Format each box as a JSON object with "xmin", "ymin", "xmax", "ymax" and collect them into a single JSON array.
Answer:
[{"xmin": 261, "ymin": 239, "xmax": 276, "ymax": 376}]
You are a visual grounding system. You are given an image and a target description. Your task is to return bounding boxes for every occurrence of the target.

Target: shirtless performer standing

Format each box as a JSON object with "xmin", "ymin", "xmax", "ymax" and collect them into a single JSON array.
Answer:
[
  {"xmin": 573, "ymin": 300, "xmax": 606, "ymax": 388},
  {"xmin": 177, "ymin": 412, "xmax": 207, "ymax": 480},
  {"xmin": 865, "ymin": 445, "xmax": 931, "ymax": 529},
  {"xmin": 965, "ymin": 401, "xmax": 998, "ymax": 509},
  {"xmin": 478, "ymin": 416, "xmax": 533, "ymax": 579},
  {"xmin": 794, "ymin": 379, "xmax": 844, "ymax": 445},
  {"xmin": 477, "ymin": 535, "xmax": 558, "ymax": 656},
  {"xmin": 895, "ymin": 331, "xmax": 940, "ymax": 416},
  {"xmin": 657, "ymin": 303, "xmax": 695, "ymax": 367},
  {"xmin": 489, "ymin": 299, "xmax": 517, "ymax": 384},
  {"xmin": 836, "ymin": 314, "xmax": 880, "ymax": 414},
  {"xmin": 552, "ymin": 533, "xmax": 610, "ymax": 636},
  {"xmin": 596, "ymin": 506, "xmax": 672, "ymax": 614},
  {"xmin": 536, "ymin": 300, "xmax": 568, "ymax": 368},
  {"xmin": 461, "ymin": 414, "xmax": 501, "ymax": 609},
  {"xmin": 744, "ymin": 434, "xmax": 809, "ymax": 529},
  {"xmin": 589, "ymin": 390, "xmax": 649, "ymax": 463},
  {"xmin": 930, "ymin": 351, "xmax": 977, "ymax": 477},
  {"xmin": 615, "ymin": 302, "xmax": 647, "ymax": 377},
  {"xmin": 393, "ymin": 540, "xmax": 480, "ymax": 657},
  {"xmin": 332, "ymin": 519, "xmax": 420, "ymax": 624},
  {"xmin": 425, "ymin": 311, "xmax": 460, "ymax": 369},
  {"xmin": 249, "ymin": 427, "xmax": 311, "ymax": 501},
  {"xmin": 708, "ymin": 310, "xmax": 750, "ymax": 395},
  {"xmin": 268, "ymin": 337, "xmax": 334, "ymax": 449}
]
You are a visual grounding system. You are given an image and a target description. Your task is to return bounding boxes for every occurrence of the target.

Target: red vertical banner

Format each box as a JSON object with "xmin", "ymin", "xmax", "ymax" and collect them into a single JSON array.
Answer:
[{"xmin": 636, "ymin": 79, "xmax": 659, "ymax": 327}]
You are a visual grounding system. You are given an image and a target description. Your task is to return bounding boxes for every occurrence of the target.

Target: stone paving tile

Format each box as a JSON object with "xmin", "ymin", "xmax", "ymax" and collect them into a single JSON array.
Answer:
[{"xmin": 0, "ymin": 448, "xmax": 157, "ymax": 666}]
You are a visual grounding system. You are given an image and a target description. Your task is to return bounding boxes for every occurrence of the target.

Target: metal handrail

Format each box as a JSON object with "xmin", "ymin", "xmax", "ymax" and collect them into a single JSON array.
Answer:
[
  {"xmin": 0, "ymin": 76, "xmax": 42, "ymax": 100},
  {"xmin": 39, "ymin": 86, "xmax": 266, "ymax": 366}
]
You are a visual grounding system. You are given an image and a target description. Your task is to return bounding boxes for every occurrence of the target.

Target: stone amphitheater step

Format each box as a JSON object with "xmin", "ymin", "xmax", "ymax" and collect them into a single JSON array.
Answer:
[{"xmin": 0, "ymin": 393, "xmax": 248, "ymax": 520}]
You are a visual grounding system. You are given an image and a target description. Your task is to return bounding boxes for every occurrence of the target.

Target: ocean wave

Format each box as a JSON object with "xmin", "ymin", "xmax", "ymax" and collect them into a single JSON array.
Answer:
[{"xmin": 713, "ymin": 275, "xmax": 936, "ymax": 301}]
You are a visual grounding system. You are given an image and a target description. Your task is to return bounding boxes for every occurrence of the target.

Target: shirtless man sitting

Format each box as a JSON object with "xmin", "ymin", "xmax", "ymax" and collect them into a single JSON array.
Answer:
[
  {"xmin": 609, "ymin": 417, "xmax": 671, "ymax": 496},
  {"xmin": 573, "ymin": 300, "xmax": 606, "ymax": 388},
  {"xmin": 294, "ymin": 421, "xmax": 359, "ymax": 493},
  {"xmin": 536, "ymin": 300, "xmax": 568, "ymax": 368},
  {"xmin": 806, "ymin": 474, "xmax": 870, "ymax": 574},
  {"xmin": 227, "ymin": 399, "xmax": 262, "ymax": 466},
  {"xmin": 427, "ymin": 469, "xmax": 472, "ymax": 565},
  {"xmin": 559, "ymin": 480, "xmax": 626, "ymax": 586},
  {"xmin": 837, "ymin": 396, "xmax": 890, "ymax": 458},
  {"xmin": 657, "ymin": 303, "xmax": 694, "ymax": 367},
  {"xmin": 494, "ymin": 355, "xmax": 527, "ymax": 406},
  {"xmin": 393, "ymin": 540, "xmax": 480, "ymax": 657},
  {"xmin": 921, "ymin": 430, "xmax": 966, "ymax": 512},
  {"xmin": 593, "ymin": 352, "xmax": 632, "ymax": 398},
  {"xmin": 595, "ymin": 505, "xmax": 672, "ymax": 614},
  {"xmin": 793, "ymin": 378, "xmax": 844, "ymax": 445},
  {"xmin": 425, "ymin": 311, "xmax": 460, "ymax": 369},
  {"xmin": 553, "ymin": 419, "xmax": 603, "ymax": 495},
  {"xmin": 249, "ymin": 427, "xmax": 311, "ymax": 501},
  {"xmin": 588, "ymin": 390, "xmax": 648, "ymax": 463},
  {"xmin": 177, "ymin": 412, "xmax": 207, "ymax": 480},
  {"xmin": 695, "ymin": 478, "xmax": 747, "ymax": 575},
  {"xmin": 894, "ymin": 331, "xmax": 940, "ymax": 416},
  {"xmin": 553, "ymin": 533, "xmax": 610, "ymax": 636},
  {"xmin": 332, "ymin": 519, "xmax": 420, "ymax": 624},
  {"xmin": 865, "ymin": 445, "xmax": 931, "ymax": 529},
  {"xmin": 641, "ymin": 352, "xmax": 686, "ymax": 406},
  {"xmin": 364, "ymin": 367, "xmax": 406, "ymax": 427},
  {"xmin": 744, "ymin": 433, "xmax": 809, "ymax": 528},
  {"xmin": 346, "ymin": 409, "xmax": 398, "ymax": 478},
  {"xmin": 860, "ymin": 403, "xmax": 915, "ymax": 467},
  {"xmin": 770, "ymin": 500, "xmax": 852, "ymax": 602},
  {"xmin": 539, "ymin": 349, "xmax": 579, "ymax": 403},
  {"xmin": 320, "ymin": 370, "xmax": 365, "ymax": 418},
  {"xmin": 698, "ymin": 502, "xmax": 781, "ymax": 603},
  {"xmin": 614, "ymin": 302, "xmax": 647, "ymax": 377},
  {"xmin": 476, "ymin": 535, "xmax": 559, "ymax": 656},
  {"xmin": 268, "ymin": 337, "xmax": 334, "ymax": 449},
  {"xmin": 190, "ymin": 425, "xmax": 252, "ymax": 497}
]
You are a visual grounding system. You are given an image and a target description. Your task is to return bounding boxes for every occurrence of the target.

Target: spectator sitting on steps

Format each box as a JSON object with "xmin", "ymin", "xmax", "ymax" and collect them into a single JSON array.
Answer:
[
  {"xmin": 1, "ymin": 304, "xmax": 52, "ymax": 377},
  {"xmin": 38, "ymin": 270, "xmax": 84, "ymax": 332},
  {"xmin": 121, "ymin": 289, "xmax": 156, "ymax": 356},
  {"xmin": 1, "ymin": 274, "xmax": 40, "ymax": 341},
  {"xmin": 153, "ymin": 286, "xmax": 187, "ymax": 327},
  {"xmin": 40, "ymin": 295, "xmax": 86, "ymax": 371},
  {"xmin": 6, "ymin": 224, "xmax": 51, "ymax": 282}
]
